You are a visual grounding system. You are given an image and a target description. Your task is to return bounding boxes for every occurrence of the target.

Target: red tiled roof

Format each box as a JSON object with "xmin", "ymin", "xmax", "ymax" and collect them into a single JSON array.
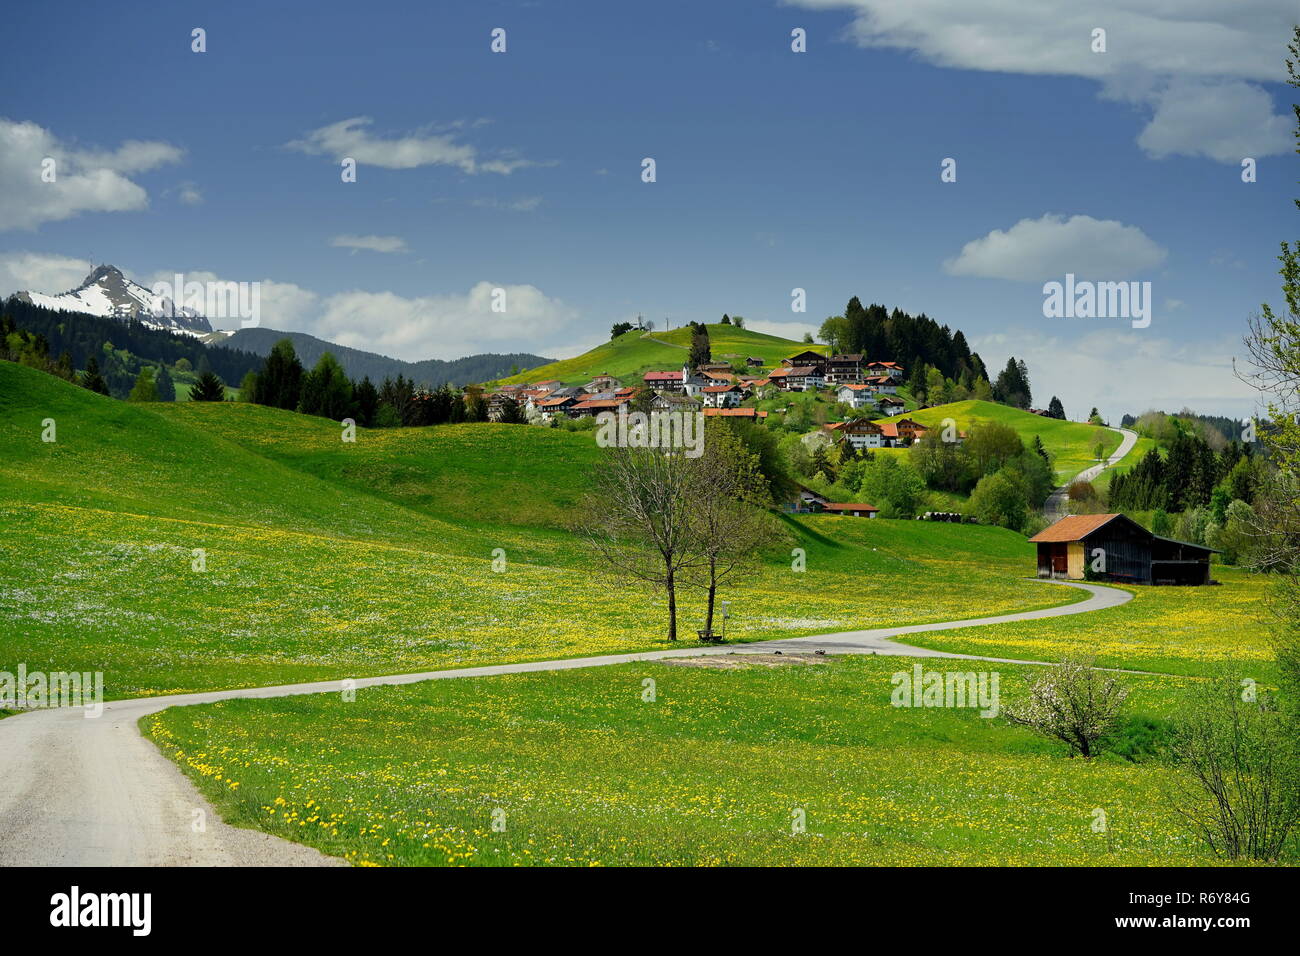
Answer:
[
  {"xmin": 838, "ymin": 383, "xmax": 872, "ymax": 391},
  {"xmin": 538, "ymin": 396, "xmax": 575, "ymax": 408},
  {"xmin": 703, "ymin": 407, "xmax": 768, "ymax": 418},
  {"xmin": 701, "ymin": 384, "xmax": 739, "ymax": 393},
  {"xmin": 571, "ymin": 398, "xmax": 628, "ymax": 410},
  {"xmin": 643, "ymin": 371, "xmax": 681, "ymax": 381},
  {"xmin": 878, "ymin": 422, "xmax": 899, "ymax": 438},
  {"xmin": 1029, "ymin": 514, "xmax": 1123, "ymax": 543}
]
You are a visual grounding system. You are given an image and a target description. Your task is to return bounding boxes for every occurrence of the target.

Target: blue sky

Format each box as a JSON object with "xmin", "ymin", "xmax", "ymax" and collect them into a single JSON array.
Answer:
[{"xmin": 1, "ymin": 0, "xmax": 1296, "ymax": 422}]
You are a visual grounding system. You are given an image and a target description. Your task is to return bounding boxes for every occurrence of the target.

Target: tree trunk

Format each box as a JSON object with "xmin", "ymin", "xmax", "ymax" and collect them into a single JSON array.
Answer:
[
  {"xmin": 704, "ymin": 557, "xmax": 718, "ymax": 635},
  {"xmin": 666, "ymin": 568, "xmax": 678, "ymax": 641}
]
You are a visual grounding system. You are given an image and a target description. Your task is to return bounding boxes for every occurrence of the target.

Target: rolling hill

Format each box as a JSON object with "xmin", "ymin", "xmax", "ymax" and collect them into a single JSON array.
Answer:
[
  {"xmin": 875, "ymin": 400, "xmax": 1125, "ymax": 483},
  {"xmin": 496, "ymin": 323, "xmax": 827, "ymax": 386},
  {"xmin": 0, "ymin": 360, "xmax": 1068, "ymax": 698}
]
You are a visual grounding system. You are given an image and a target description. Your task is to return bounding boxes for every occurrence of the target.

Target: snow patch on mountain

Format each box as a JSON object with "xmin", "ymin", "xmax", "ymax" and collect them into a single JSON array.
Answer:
[{"xmin": 14, "ymin": 264, "xmax": 213, "ymax": 335}]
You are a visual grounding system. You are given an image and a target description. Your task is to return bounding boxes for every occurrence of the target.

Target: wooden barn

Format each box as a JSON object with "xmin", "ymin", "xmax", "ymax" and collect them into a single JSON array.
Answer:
[{"xmin": 1029, "ymin": 513, "xmax": 1217, "ymax": 585}]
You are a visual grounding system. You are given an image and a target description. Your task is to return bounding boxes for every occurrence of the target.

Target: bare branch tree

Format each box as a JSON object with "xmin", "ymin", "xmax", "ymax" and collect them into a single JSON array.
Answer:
[
  {"xmin": 1166, "ymin": 678, "xmax": 1300, "ymax": 861},
  {"xmin": 578, "ymin": 445, "xmax": 702, "ymax": 641},
  {"xmin": 682, "ymin": 419, "xmax": 779, "ymax": 638}
]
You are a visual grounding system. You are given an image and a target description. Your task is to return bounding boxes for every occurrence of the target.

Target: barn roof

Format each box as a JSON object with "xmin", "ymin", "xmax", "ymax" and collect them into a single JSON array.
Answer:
[{"xmin": 1029, "ymin": 513, "xmax": 1123, "ymax": 542}]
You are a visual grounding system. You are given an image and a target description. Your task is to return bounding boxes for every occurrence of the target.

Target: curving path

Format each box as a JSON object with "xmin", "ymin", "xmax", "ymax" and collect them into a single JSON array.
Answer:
[
  {"xmin": 1043, "ymin": 426, "xmax": 1138, "ymax": 520},
  {"xmin": 0, "ymin": 579, "xmax": 1130, "ymax": 867}
]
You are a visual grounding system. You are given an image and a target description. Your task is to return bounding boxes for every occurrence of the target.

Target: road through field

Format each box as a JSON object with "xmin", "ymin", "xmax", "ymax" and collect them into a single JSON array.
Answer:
[
  {"xmin": 1043, "ymin": 426, "xmax": 1139, "ymax": 520},
  {"xmin": 0, "ymin": 579, "xmax": 1131, "ymax": 867}
]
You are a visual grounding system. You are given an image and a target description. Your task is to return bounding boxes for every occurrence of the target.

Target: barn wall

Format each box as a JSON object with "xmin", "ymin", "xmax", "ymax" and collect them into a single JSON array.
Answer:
[
  {"xmin": 1085, "ymin": 527, "xmax": 1152, "ymax": 583},
  {"xmin": 1067, "ymin": 542, "xmax": 1085, "ymax": 579}
]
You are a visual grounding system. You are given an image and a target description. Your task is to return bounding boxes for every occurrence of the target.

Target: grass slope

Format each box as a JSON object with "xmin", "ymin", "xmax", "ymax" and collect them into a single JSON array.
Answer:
[
  {"xmin": 144, "ymin": 655, "xmax": 1236, "ymax": 866},
  {"xmin": 496, "ymin": 324, "xmax": 826, "ymax": 386},
  {"xmin": 876, "ymin": 400, "xmax": 1125, "ymax": 483},
  {"xmin": 0, "ymin": 361, "xmax": 1066, "ymax": 697}
]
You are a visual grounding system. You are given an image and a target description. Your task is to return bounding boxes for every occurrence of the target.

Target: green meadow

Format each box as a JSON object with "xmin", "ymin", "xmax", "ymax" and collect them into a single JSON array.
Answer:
[
  {"xmin": 496, "ymin": 323, "xmax": 826, "ymax": 386},
  {"xmin": 0, "ymin": 361, "xmax": 1069, "ymax": 697},
  {"xmin": 143, "ymin": 654, "xmax": 1240, "ymax": 867},
  {"xmin": 874, "ymin": 400, "xmax": 1124, "ymax": 483},
  {"xmin": 3, "ymin": 358, "xmax": 1280, "ymax": 868}
]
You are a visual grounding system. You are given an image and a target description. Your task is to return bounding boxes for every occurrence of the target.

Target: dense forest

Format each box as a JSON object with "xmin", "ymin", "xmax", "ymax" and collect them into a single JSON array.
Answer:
[
  {"xmin": 1, "ymin": 298, "xmax": 262, "ymax": 398},
  {"xmin": 820, "ymin": 298, "xmax": 990, "ymax": 384},
  {"xmin": 224, "ymin": 328, "xmax": 551, "ymax": 389}
]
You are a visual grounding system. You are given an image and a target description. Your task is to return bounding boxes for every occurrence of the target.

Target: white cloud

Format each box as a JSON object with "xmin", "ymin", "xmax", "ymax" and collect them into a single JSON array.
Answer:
[
  {"xmin": 288, "ymin": 117, "xmax": 540, "ymax": 175},
  {"xmin": 0, "ymin": 118, "xmax": 183, "ymax": 230},
  {"xmin": 788, "ymin": 1, "xmax": 1295, "ymax": 161},
  {"xmin": 945, "ymin": 214, "xmax": 1167, "ymax": 282},
  {"xmin": 310, "ymin": 282, "xmax": 578, "ymax": 358},
  {"xmin": 1135, "ymin": 79, "xmax": 1292, "ymax": 163},
  {"xmin": 0, "ymin": 251, "xmax": 91, "ymax": 297},
  {"xmin": 970, "ymin": 326, "xmax": 1257, "ymax": 424},
  {"xmin": 141, "ymin": 268, "xmax": 321, "ymax": 332},
  {"xmin": 330, "ymin": 234, "xmax": 409, "ymax": 254},
  {"xmin": 177, "ymin": 183, "xmax": 203, "ymax": 205}
]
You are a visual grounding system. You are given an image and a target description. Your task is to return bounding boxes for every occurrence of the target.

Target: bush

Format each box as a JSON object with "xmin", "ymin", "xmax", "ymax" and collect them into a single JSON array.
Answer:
[
  {"xmin": 1167, "ymin": 678, "xmax": 1300, "ymax": 861},
  {"xmin": 1002, "ymin": 656, "xmax": 1129, "ymax": 758},
  {"xmin": 970, "ymin": 469, "xmax": 1028, "ymax": 532}
]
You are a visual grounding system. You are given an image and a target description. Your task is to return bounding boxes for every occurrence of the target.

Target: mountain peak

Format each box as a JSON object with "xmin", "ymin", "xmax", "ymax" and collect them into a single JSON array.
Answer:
[
  {"xmin": 13, "ymin": 262, "xmax": 213, "ymax": 336},
  {"xmin": 80, "ymin": 263, "xmax": 126, "ymax": 287}
]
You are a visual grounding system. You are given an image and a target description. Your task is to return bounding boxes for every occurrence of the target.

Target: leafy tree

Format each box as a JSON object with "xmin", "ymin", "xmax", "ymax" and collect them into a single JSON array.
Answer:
[
  {"xmin": 965, "ymin": 422, "xmax": 1023, "ymax": 477},
  {"xmin": 909, "ymin": 431, "xmax": 971, "ymax": 492},
  {"xmin": 127, "ymin": 367, "xmax": 158, "ymax": 402},
  {"xmin": 251, "ymin": 338, "xmax": 304, "ymax": 410},
  {"xmin": 730, "ymin": 315, "xmax": 745, "ymax": 329},
  {"xmin": 992, "ymin": 357, "xmax": 1032, "ymax": 409},
  {"xmin": 354, "ymin": 376, "xmax": 379, "ymax": 426},
  {"xmin": 855, "ymin": 456, "xmax": 927, "ymax": 518},
  {"xmin": 189, "ymin": 371, "xmax": 226, "ymax": 401},
  {"xmin": 924, "ymin": 366, "xmax": 945, "ymax": 406},
  {"xmin": 688, "ymin": 321, "xmax": 711, "ymax": 368},
  {"xmin": 497, "ymin": 395, "xmax": 527, "ymax": 424},
  {"xmin": 721, "ymin": 314, "xmax": 732, "ymax": 325},
  {"xmin": 80, "ymin": 356, "xmax": 109, "ymax": 395},
  {"xmin": 464, "ymin": 385, "xmax": 490, "ymax": 422},
  {"xmin": 298, "ymin": 352, "xmax": 354, "ymax": 420},
  {"xmin": 810, "ymin": 443, "xmax": 836, "ymax": 483},
  {"xmin": 153, "ymin": 364, "xmax": 176, "ymax": 401},
  {"xmin": 1206, "ymin": 500, "xmax": 1259, "ymax": 565},
  {"xmin": 610, "ymin": 321, "xmax": 633, "ymax": 338},
  {"xmin": 1046, "ymin": 395, "xmax": 1065, "ymax": 419},
  {"xmin": 970, "ymin": 469, "xmax": 1028, "ymax": 531},
  {"xmin": 1003, "ymin": 656, "xmax": 1129, "ymax": 758},
  {"xmin": 818, "ymin": 316, "xmax": 851, "ymax": 355}
]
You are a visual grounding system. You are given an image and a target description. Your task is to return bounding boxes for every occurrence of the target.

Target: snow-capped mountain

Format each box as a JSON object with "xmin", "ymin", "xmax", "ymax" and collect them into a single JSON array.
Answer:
[{"xmin": 13, "ymin": 264, "xmax": 213, "ymax": 335}]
